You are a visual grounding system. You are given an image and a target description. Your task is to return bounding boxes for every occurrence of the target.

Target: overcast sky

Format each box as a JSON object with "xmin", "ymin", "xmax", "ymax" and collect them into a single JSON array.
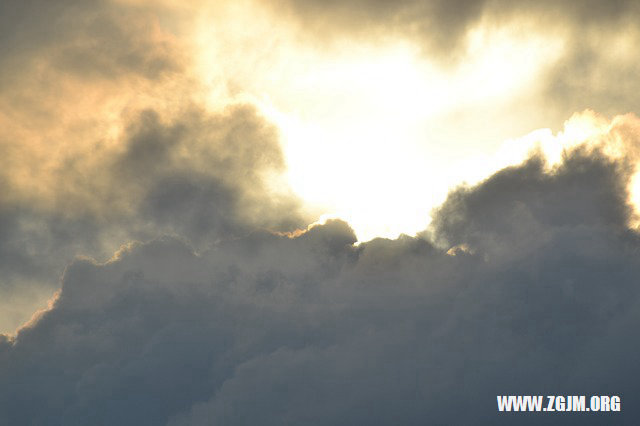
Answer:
[{"xmin": 1, "ymin": 0, "xmax": 640, "ymax": 424}]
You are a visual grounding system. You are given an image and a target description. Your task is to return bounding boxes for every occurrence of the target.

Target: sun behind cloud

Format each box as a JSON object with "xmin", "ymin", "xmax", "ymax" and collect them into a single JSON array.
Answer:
[{"xmin": 191, "ymin": 1, "xmax": 567, "ymax": 240}]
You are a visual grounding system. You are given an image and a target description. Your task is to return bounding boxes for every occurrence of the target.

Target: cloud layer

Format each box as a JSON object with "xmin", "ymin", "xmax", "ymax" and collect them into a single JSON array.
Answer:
[
  {"xmin": 274, "ymin": 0, "xmax": 640, "ymax": 129},
  {"xmin": 0, "ymin": 0, "xmax": 305, "ymax": 330},
  {"xmin": 3, "ymin": 133, "xmax": 640, "ymax": 424},
  {"xmin": 3, "ymin": 1, "xmax": 640, "ymax": 424},
  {"xmin": 0, "ymin": 101, "xmax": 304, "ymax": 330},
  {"xmin": 275, "ymin": 0, "xmax": 639, "ymax": 55}
]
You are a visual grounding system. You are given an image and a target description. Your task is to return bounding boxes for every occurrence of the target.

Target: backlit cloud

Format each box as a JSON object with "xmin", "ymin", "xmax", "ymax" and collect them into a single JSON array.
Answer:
[
  {"xmin": 3, "ymin": 141, "xmax": 640, "ymax": 424},
  {"xmin": 2, "ymin": 0, "xmax": 640, "ymax": 424}
]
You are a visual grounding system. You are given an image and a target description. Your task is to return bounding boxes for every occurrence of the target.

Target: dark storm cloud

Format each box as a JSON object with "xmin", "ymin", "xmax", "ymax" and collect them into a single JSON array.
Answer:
[
  {"xmin": 0, "ymin": 0, "xmax": 309, "ymax": 331},
  {"xmin": 3, "ymin": 0, "xmax": 640, "ymax": 423},
  {"xmin": 0, "ymin": 103, "xmax": 304, "ymax": 331},
  {"xmin": 430, "ymin": 148, "xmax": 633, "ymax": 254},
  {"xmin": 109, "ymin": 105, "xmax": 304, "ymax": 242},
  {"xmin": 2, "ymin": 143, "xmax": 640, "ymax": 425}
]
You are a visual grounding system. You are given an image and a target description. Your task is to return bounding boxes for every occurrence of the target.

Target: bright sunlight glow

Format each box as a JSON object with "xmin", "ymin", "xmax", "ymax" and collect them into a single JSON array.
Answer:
[{"xmin": 193, "ymin": 1, "xmax": 566, "ymax": 241}]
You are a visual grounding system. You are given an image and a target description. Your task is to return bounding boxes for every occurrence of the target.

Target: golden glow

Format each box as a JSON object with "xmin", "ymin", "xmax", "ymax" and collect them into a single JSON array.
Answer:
[
  {"xmin": 2, "ymin": 0, "xmax": 640, "ymax": 334},
  {"xmin": 191, "ymin": 3, "xmax": 566, "ymax": 241},
  {"xmin": 2, "ymin": 4, "xmax": 637, "ymax": 243},
  {"xmin": 486, "ymin": 111, "xmax": 640, "ymax": 232}
]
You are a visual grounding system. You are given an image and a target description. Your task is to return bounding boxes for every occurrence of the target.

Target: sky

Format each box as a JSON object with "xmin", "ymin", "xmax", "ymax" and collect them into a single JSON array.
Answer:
[{"xmin": 2, "ymin": 0, "xmax": 640, "ymax": 424}]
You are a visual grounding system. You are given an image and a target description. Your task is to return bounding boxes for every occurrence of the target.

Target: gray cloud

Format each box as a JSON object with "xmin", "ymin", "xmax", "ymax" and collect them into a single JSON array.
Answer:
[
  {"xmin": 542, "ymin": 34, "xmax": 640, "ymax": 122},
  {"xmin": 2, "ymin": 144, "xmax": 640, "ymax": 425},
  {"xmin": 0, "ymin": 0, "xmax": 309, "ymax": 331},
  {"xmin": 0, "ymin": 0, "xmax": 180, "ymax": 86},
  {"xmin": 112, "ymin": 105, "xmax": 305, "ymax": 243},
  {"xmin": 275, "ymin": 0, "xmax": 639, "ymax": 54},
  {"xmin": 275, "ymin": 0, "xmax": 640, "ymax": 131},
  {"xmin": 3, "ymin": 1, "xmax": 640, "ymax": 423},
  {"xmin": 0, "ymin": 103, "xmax": 305, "ymax": 331}
]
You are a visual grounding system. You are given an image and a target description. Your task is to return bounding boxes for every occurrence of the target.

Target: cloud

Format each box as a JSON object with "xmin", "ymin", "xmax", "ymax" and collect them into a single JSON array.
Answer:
[
  {"xmin": 3, "ymin": 1, "xmax": 640, "ymax": 423},
  {"xmin": 2, "ymin": 121, "xmax": 640, "ymax": 424},
  {"xmin": 0, "ymin": 0, "xmax": 181, "ymax": 83},
  {"xmin": 272, "ymin": 0, "xmax": 640, "ymax": 131},
  {"xmin": 273, "ymin": 0, "xmax": 639, "ymax": 54},
  {"xmin": 542, "ymin": 27, "xmax": 640, "ymax": 121},
  {"xmin": 0, "ymin": 0, "xmax": 314, "ymax": 331},
  {"xmin": 107, "ymin": 105, "xmax": 303, "ymax": 241},
  {"xmin": 0, "ymin": 102, "xmax": 305, "ymax": 331}
]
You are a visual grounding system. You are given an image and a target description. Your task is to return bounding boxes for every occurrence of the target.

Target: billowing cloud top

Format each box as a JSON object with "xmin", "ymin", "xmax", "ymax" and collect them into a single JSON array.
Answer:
[
  {"xmin": 2, "ymin": 0, "xmax": 640, "ymax": 425},
  {"xmin": 4, "ymin": 141, "xmax": 640, "ymax": 425}
]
